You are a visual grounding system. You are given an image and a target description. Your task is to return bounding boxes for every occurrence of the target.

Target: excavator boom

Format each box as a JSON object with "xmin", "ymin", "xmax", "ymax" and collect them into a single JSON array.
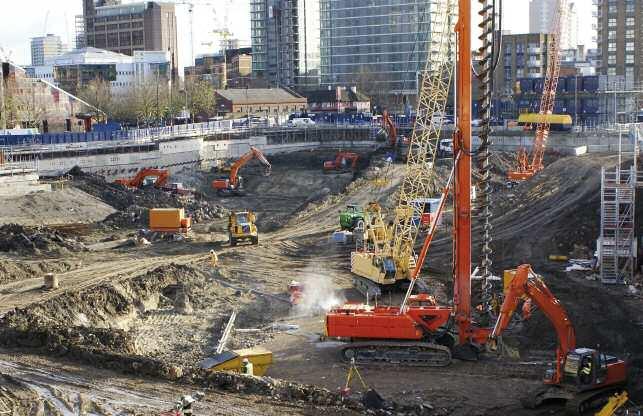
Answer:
[
  {"xmin": 491, "ymin": 264, "xmax": 575, "ymax": 384},
  {"xmin": 213, "ymin": 146, "xmax": 271, "ymax": 195},
  {"xmin": 115, "ymin": 168, "xmax": 170, "ymax": 189}
]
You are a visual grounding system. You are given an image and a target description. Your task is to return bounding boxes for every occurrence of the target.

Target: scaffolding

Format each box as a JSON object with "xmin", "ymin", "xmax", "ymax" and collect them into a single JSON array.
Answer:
[{"xmin": 599, "ymin": 124, "xmax": 641, "ymax": 284}]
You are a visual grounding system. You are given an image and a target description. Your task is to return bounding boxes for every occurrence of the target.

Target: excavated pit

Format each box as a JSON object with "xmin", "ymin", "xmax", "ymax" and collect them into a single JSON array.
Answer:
[{"xmin": 1, "ymin": 148, "xmax": 642, "ymax": 415}]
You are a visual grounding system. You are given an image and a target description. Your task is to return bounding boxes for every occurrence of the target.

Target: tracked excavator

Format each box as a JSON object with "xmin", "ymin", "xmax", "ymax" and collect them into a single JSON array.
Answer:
[
  {"xmin": 212, "ymin": 146, "xmax": 271, "ymax": 196},
  {"xmin": 491, "ymin": 265, "xmax": 628, "ymax": 414},
  {"xmin": 115, "ymin": 168, "xmax": 170, "ymax": 189}
]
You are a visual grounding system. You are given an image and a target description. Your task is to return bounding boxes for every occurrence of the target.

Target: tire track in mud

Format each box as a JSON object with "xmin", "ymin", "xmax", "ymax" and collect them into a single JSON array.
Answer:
[
  {"xmin": 0, "ymin": 357, "xmax": 309, "ymax": 416},
  {"xmin": 0, "ymin": 252, "xmax": 208, "ymax": 315}
]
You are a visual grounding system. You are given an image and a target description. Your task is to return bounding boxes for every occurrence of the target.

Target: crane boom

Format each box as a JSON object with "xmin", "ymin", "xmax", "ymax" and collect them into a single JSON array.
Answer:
[
  {"xmin": 508, "ymin": 0, "xmax": 564, "ymax": 180},
  {"xmin": 349, "ymin": 0, "xmax": 456, "ymax": 293}
]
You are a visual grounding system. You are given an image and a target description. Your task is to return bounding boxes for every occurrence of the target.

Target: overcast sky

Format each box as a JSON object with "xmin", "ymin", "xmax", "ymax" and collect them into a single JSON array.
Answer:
[{"xmin": 0, "ymin": 0, "xmax": 594, "ymax": 70}]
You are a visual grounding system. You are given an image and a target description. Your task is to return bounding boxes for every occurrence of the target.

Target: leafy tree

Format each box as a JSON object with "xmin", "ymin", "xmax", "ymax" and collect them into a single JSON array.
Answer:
[{"xmin": 185, "ymin": 78, "xmax": 216, "ymax": 120}]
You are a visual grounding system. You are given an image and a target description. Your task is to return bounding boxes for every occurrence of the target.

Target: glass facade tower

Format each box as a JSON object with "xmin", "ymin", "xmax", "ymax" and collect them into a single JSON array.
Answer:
[
  {"xmin": 251, "ymin": 0, "xmax": 320, "ymax": 87},
  {"xmin": 320, "ymin": 0, "xmax": 433, "ymax": 97}
]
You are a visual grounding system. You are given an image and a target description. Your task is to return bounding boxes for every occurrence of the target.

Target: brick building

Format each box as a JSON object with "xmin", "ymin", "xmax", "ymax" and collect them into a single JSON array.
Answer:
[{"xmin": 79, "ymin": 1, "xmax": 178, "ymax": 79}]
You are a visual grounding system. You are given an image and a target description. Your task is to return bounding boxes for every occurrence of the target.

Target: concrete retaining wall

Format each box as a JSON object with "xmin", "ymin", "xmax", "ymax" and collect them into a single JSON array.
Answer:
[{"xmin": 0, "ymin": 170, "xmax": 51, "ymax": 197}]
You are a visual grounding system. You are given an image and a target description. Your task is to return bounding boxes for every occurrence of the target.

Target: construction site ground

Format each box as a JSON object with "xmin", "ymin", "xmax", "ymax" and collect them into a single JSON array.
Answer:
[{"xmin": 0, "ymin": 149, "xmax": 641, "ymax": 415}]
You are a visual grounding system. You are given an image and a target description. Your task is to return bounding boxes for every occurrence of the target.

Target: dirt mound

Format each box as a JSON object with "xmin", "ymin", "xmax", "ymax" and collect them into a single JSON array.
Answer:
[
  {"xmin": 0, "ymin": 264, "xmax": 203, "ymax": 354},
  {"xmin": 0, "ymin": 259, "xmax": 75, "ymax": 285},
  {"xmin": 69, "ymin": 168, "xmax": 228, "ymax": 228},
  {"xmin": 0, "ymin": 224, "xmax": 86, "ymax": 256}
]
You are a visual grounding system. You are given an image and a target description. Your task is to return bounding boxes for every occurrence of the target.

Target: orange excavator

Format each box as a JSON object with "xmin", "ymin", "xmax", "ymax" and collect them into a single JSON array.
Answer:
[
  {"xmin": 507, "ymin": 0, "xmax": 563, "ymax": 180},
  {"xmin": 381, "ymin": 110, "xmax": 398, "ymax": 147},
  {"xmin": 491, "ymin": 265, "xmax": 628, "ymax": 414},
  {"xmin": 114, "ymin": 168, "xmax": 169, "ymax": 189},
  {"xmin": 212, "ymin": 146, "xmax": 271, "ymax": 196},
  {"xmin": 323, "ymin": 152, "xmax": 359, "ymax": 173}
]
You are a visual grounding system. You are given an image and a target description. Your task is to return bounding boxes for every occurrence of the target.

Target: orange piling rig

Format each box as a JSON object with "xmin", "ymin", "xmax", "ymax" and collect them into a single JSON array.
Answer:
[{"xmin": 325, "ymin": 0, "xmax": 492, "ymax": 366}]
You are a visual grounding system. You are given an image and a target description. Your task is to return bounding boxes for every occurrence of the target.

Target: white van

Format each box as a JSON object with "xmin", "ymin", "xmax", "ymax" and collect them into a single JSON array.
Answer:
[{"xmin": 289, "ymin": 117, "xmax": 316, "ymax": 127}]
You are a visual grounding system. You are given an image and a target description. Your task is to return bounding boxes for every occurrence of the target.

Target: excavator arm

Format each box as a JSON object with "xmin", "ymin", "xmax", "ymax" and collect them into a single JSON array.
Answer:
[
  {"xmin": 382, "ymin": 110, "xmax": 397, "ymax": 147},
  {"xmin": 115, "ymin": 168, "xmax": 170, "ymax": 188},
  {"xmin": 228, "ymin": 146, "xmax": 271, "ymax": 187},
  {"xmin": 491, "ymin": 264, "xmax": 576, "ymax": 384}
]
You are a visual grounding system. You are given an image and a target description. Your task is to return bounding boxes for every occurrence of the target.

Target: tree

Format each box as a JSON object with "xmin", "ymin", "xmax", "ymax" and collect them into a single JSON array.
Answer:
[
  {"xmin": 77, "ymin": 78, "xmax": 113, "ymax": 117},
  {"xmin": 185, "ymin": 78, "xmax": 216, "ymax": 120}
]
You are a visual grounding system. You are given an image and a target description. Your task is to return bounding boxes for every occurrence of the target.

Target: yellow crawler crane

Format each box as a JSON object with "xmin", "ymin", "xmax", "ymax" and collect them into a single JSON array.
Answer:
[{"xmin": 350, "ymin": 0, "xmax": 456, "ymax": 296}]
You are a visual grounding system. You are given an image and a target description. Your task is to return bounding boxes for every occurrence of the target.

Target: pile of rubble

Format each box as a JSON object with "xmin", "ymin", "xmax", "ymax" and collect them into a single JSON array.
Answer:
[
  {"xmin": 68, "ymin": 168, "xmax": 228, "ymax": 228},
  {"xmin": 0, "ymin": 224, "xmax": 86, "ymax": 255}
]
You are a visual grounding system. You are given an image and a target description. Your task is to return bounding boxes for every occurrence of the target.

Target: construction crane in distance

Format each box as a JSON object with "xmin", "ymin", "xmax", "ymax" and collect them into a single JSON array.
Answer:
[
  {"xmin": 167, "ymin": 0, "xmax": 215, "ymax": 66},
  {"xmin": 348, "ymin": 0, "xmax": 456, "ymax": 297},
  {"xmin": 507, "ymin": 0, "xmax": 565, "ymax": 181}
]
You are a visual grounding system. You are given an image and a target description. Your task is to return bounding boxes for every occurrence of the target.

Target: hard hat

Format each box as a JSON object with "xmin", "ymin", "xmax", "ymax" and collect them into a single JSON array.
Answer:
[
  {"xmin": 210, "ymin": 250, "xmax": 215, "ymax": 254},
  {"xmin": 181, "ymin": 395, "xmax": 196, "ymax": 405},
  {"xmin": 242, "ymin": 358, "xmax": 250, "ymax": 363}
]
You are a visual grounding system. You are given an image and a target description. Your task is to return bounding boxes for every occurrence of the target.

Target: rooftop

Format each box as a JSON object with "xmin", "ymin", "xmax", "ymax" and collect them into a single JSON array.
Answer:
[{"xmin": 216, "ymin": 88, "xmax": 306, "ymax": 104}]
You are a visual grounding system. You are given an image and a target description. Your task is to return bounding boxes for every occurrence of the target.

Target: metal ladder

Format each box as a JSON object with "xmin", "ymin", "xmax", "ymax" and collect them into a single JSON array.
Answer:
[{"xmin": 599, "ymin": 124, "xmax": 641, "ymax": 284}]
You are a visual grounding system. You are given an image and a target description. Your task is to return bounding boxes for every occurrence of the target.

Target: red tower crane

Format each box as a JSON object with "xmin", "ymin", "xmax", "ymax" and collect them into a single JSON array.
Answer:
[{"xmin": 508, "ymin": 0, "xmax": 564, "ymax": 181}]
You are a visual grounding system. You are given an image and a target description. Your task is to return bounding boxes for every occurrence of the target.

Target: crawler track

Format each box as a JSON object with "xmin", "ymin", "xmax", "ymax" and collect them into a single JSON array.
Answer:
[{"xmin": 341, "ymin": 341, "xmax": 452, "ymax": 367}]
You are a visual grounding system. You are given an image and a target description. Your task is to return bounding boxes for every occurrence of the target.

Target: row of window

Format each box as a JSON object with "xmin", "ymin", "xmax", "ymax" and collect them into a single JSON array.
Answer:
[{"xmin": 606, "ymin": 41, "xmax": 637, "ymax": 52}]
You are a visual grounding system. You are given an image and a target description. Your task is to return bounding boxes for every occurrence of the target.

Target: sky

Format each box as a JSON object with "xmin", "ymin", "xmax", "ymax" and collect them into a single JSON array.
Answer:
[{"xmin": 0, "ymin": 0, "xmax": 594, "ymax": 70}]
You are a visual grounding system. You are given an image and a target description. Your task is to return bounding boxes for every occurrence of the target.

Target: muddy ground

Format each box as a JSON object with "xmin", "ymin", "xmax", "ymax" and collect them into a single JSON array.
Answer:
[{"xmin": 0, "ymin": 149, "xmax": 641, "ymax": 415}]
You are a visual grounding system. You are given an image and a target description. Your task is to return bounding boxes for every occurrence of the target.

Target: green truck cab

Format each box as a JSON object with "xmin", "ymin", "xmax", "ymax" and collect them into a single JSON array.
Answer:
[{"xmin": 339, "ymin": 204, "xmax": 365, "ymax": 231}]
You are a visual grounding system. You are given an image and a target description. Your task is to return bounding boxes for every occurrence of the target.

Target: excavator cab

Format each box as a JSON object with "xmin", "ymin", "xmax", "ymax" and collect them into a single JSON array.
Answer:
[{"xmin": 563, "ymin": 348, "xmax": 621, "ymax": 391}]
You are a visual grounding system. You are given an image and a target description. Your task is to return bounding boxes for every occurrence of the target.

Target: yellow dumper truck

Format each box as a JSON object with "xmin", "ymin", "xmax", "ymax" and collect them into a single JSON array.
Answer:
[{"xmin": 228, "ymin": 211, "xmax": 258, "ymax": 246}]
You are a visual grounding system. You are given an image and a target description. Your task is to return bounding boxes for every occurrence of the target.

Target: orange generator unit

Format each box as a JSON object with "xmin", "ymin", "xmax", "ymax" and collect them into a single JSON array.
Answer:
[{"xmin": 148, "ymin": 208, "xmax": 191, "ymax": 234}]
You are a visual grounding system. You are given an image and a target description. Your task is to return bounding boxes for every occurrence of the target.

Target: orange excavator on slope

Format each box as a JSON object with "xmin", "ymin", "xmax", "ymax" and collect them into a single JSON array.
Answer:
[
  {"xmin": 114, "ymin": 168, "xmax": 170, "ymax": 189},
  {"xmin": 212, "ymin": 146, "xmax": 271, "ymax": 196},
  {"xmin": 381, "ymin": 110, "xmax": 398, "ymax": 147},
  {"xmin": 491, "ymin": 265, "xmax": 628, "ymax": 414}
]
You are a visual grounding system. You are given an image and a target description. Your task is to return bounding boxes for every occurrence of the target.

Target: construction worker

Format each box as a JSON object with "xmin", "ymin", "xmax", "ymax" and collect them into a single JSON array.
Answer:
[
  {"xmin": 241, "ymin": 358, "xmax": 254, "ymax": 376},
  {"xmin": 179, "ymin": 395, "xmax": 195, "ymax": 416},
  {"xmin": 209, "ymin": 250, "xmax": 219, "ymax": 268},
  {"xmin": 580, "ymin": 357, "xmax": 593, "ymax": 383}
]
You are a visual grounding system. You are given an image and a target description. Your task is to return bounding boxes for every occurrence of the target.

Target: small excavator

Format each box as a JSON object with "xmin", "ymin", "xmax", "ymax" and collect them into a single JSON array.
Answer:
[
  {"xmin": 212, "ymin": 146, "xmax": 271, "ymax": 196},
  {"xmin": 323, "ymin": 152, "xmax": 359, "ymax": 173},
  {"xmin": 115, "ymin": 168, "xmax": 170, "ymax": 189},
  {"xmin": 491, "ymin": 265, "xmax": 628, "ymax": 414}
]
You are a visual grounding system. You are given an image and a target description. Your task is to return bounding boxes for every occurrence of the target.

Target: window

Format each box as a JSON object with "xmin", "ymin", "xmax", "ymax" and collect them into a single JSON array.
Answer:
[
  {"xmin": 608, "ymin": 67, "xmax": 616, "ymax": 76},
  {"xmin": 625, "ymin": 54, "xmax": 634, "ymax": 64},
  {"xmin": 626, "ymin": 29, "xmax": 635, "ymax": 39},
  {"xmin": 626, "ymin": 17, "xmax": 635, "ymax": 26},
  {"xmin": 608, "ymin": 31, "xmax": 616, "ymax": 40},
  {"xmin": 608, "ymin": 18, "xmax": 616, "ymax": 27},
  {"xmin": 626, "ymin": 42, "xmax": 635, "ymax": 52},
  {"xmin": 608, "ymin": 55, "xmax": 616, "ymax": 65},
  {"xmin": 608, "ymin": 42, "xmax": 616, "ymax": 52},
  {"xmin": 626, "ymin": 67, "xmax": 634, "ymax": 80}
]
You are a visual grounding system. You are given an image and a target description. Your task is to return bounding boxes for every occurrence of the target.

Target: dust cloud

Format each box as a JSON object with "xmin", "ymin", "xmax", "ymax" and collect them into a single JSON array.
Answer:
[{"xmin": 292, "ymin": 270, "xmax": 345, "ymax": 317}]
